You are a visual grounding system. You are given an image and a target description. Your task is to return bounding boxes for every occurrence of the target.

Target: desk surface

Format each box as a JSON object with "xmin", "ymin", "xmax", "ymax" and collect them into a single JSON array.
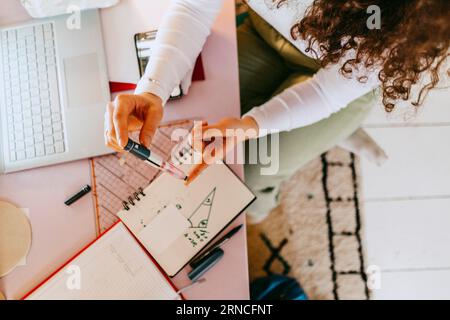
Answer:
[{"xmin": 0, "ymin": 0, "xmax": 249, "ymax": 300}]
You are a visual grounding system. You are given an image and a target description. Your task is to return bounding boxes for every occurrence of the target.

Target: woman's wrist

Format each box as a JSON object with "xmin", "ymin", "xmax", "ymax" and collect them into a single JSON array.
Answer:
[
  {"xmin": 241, "ymin": 116, "xmax": 259, "ymax": 139},
  {"xmin": 139, "ymin": 92, "xmax": 163, "ymax": 105}
]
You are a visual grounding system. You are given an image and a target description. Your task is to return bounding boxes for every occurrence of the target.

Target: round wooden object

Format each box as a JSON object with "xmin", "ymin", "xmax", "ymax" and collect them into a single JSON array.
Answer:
[{"xmin": 0, "ymin": 201, "xmax": 32, "ymax": 277}]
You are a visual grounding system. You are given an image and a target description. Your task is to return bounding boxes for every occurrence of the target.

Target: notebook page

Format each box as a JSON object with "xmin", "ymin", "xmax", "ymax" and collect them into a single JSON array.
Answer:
[
  {"xmin": 26, "ymin": 223, "xmax": 178, "ymax": 300},
  {"xmin": 118, "ymin": 139, "xmax": 255, "ymax": 276}
]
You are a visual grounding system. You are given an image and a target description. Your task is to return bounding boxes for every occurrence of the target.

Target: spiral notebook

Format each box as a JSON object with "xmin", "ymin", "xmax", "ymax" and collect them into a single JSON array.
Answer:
[{"xmin": 117, "ymin": 136, "xmax": 255, "ymax": 276}]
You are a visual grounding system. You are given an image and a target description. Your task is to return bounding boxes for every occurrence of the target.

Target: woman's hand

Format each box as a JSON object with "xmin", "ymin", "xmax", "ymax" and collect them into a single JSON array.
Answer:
[
  {"xmin": 186, "ymin": 116, "xmax": 259, "ymax": 184},
  {"xmin": 104, "ymin": 93, "xmax": 163, "ymax": 151}
]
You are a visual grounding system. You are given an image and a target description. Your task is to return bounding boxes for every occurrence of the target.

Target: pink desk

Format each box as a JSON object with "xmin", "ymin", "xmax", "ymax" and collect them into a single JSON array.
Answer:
[{"xmin": 0, "ymin": 0, "xmax": 249, "ymax": 300}]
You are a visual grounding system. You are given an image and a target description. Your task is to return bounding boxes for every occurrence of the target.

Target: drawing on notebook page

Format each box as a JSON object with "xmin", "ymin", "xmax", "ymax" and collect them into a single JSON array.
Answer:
[
  {"xmin": 188, "ymin": 187, "xmax": 216, "ymax": 228},
  {"xmin": 182, "ymin": 187, "xmax": 216, "ymax": 247},
  {"xmin": 184, "ymin": 229, "xmax": 210, "ymax": 248}
]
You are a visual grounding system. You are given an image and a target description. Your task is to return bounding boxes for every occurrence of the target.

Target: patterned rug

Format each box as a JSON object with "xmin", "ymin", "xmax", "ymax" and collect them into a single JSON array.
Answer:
[{"xmin": 247, "ymin": 147, "xmax": 369, "ymax": 300}]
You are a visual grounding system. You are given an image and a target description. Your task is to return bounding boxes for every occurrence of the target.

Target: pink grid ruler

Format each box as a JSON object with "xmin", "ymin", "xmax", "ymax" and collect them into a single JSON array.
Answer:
[{"xmin": 90, "ymin": 120, "xmax": 195, "ymax": 235}]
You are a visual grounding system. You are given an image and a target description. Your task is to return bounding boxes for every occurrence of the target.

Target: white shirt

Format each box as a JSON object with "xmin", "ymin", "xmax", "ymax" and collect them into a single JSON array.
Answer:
[{"xmin": 135, "ymin": 0, "xmax": 379, "ymax": 137}]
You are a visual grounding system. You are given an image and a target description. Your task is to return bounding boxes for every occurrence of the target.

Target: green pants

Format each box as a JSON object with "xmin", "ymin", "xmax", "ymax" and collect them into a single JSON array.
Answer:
[{"xmin": 239, "ymin": 11, "xmax": 377, "ymax": 217}]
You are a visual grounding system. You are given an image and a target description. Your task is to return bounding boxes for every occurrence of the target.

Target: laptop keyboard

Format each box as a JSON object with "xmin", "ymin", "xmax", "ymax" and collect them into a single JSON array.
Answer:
[{"xmin": 1, "ymin": 22, "xmax": 65, "ymax": 162}]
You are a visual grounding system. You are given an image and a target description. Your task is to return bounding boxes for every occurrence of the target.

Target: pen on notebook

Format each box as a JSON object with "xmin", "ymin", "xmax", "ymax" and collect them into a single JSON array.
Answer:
[
  {"xmin": 124, "ymin": 139, "xmax": 187, "ymax": 181},
  {"xmin": 190, "ymin": 224, "xmax": 243, "ymax": 268}
]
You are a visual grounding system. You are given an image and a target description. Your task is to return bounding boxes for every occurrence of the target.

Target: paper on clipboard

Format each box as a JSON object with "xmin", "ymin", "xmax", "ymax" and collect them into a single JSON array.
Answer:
[{"xmin": 100, "ymin": 0, "xmax": 170, "ymax": 83}]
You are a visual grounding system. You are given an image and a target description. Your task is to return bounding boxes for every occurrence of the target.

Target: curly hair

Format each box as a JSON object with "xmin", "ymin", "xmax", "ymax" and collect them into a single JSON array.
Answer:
[{"xmin": 274, "ymin": 0, "xmax": 449, "ymax": 112}]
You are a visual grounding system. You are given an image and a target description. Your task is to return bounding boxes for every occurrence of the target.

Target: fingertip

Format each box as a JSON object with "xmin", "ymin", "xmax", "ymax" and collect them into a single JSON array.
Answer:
[
  {"xmin": 141, "ymin": 139, "xmax": 150, "ymax": 149},
  {"xmin": 139, "ymin": 134, "xmax": 152, "ymax": 148},
  {"xmin": 105, "ymin": 140, "xmax": 125, "ymax": 153},
  {"xmin": 185, "ymin": 163, "xmax": 206, "ymax": 185},
  {"xmin": 184, "ymin": 172, "xmax": 198, "ymax": 186},
  {"xmin": 118, "ymin": 137, "xmax": 127, "ymax": 149}
]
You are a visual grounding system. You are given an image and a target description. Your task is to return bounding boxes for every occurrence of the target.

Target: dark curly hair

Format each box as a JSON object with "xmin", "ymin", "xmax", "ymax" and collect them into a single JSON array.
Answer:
[{"xmin": 274, "ymin": 0, "xmax": 449, "ymax": 112}]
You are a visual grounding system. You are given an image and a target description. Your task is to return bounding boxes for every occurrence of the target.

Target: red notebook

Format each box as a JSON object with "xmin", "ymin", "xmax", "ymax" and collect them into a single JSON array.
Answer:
[
  {"xmin": 23, "ymin": 222, "xmax": 182, "ymax": 300},
  {"xmin": 109, "ymin": 54, "xmax": 205, "ymax": 93}
]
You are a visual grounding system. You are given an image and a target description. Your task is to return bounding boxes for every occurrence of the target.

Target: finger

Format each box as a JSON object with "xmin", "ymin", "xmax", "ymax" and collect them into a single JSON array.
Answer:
[
  {"xmin": 104, "ymin": 130, "xmax": 123, "ymax": 152},
  {"xmin": 201, "ymin": 124, "xmax": 227, "ymax": 140},
  {"xmin": 104, "ymin": 103, "xmax": 112, "ymax": 144},
  {"xmin": 139, "ymin": 112, "xmax": 160, "ymax": 147},
  {"xmin": 202, "ymin": 139, "xmax": 223, "ymax": 164},
  {"xmin": 105, "ymin": 102, "xmax": 122, "ymax": 151},
  {"xmin": 187, "ymin": 138, "xmax": 224, "ymax": 185},
  {"xmin": 202, "ymin": 137, "xmax": 225, "ymax": 165},
  {"xmin": 113, "ymin": 96, "xmax": 132, "ymax": 148},
  {"xmin": 185, "ymin": 162, "xmax": 208, "ymax": 185},
  {"xmin": 191, "ymin": 121, "xmax": 208, "ymax": 137},
  {"xmin": 106, "ymin": 140, "xmax": 125, "ymax": 153},
  {"xmin": 105, "ymin": 102, "xmax": 114, "ymax": 135},
  {"xmin": 201, "ymin": 118, "xmax": 245, "ymax": 140}
]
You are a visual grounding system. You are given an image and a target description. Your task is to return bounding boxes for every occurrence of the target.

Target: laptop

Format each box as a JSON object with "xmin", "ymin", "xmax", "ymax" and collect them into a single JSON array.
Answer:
[{"xmin": 0, "ymin": 9, "xmax": 112, "ymax": 173}]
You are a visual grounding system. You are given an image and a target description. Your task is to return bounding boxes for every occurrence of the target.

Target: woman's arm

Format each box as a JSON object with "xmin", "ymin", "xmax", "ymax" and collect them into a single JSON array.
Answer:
[
  {"xmin": 187, "ymin": 64, "xmax": 379, "ymax": 183},
  {"xmin": 244, "ymin": 63, "xmax": 380, "ymax": 137},
  {"xmin": 105, "ymin": 0, "xmax": 223, "ymax": 150},
  {"xmin": 135, "ymin": 0, "xmax": 224, "ymax": 104}
]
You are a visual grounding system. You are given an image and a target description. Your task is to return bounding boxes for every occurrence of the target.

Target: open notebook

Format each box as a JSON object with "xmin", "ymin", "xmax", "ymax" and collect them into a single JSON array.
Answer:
[
  {"xmin": 24, "ymin": 223, "xmax": 180, "ymax": 300},
  {"xmin": 118, "ymin": 137, "xmax": 256, "ymax": 276}
]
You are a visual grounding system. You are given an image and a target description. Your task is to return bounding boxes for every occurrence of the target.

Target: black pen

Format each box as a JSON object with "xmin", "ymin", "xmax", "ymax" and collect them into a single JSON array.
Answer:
[
  {"xmin": 64, "ymin": 185, "xmax": 91, "ymax": 206},
  {"xmin": 188, "ymin": 248, "xmax": 224, "ymax": 282},
  {"xmin": 190, "ymin": 224, "xmax": 243, "ymax": 268}
]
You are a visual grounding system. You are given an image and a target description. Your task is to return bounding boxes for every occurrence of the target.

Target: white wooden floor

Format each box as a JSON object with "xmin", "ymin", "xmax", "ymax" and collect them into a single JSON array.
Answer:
[{"xmin": 361, "ymin": 87, "xmax": 450, "ymax": 299}]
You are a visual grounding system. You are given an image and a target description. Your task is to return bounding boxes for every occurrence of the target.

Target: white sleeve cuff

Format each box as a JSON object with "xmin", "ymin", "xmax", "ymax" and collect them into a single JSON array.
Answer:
[
  {"xmin": 243, "ymin": 103, "xmax": 289, "ymax": 138},
  {"xmin": 134, "ymin": 78, "xmax": 171, "ymax": 105}
]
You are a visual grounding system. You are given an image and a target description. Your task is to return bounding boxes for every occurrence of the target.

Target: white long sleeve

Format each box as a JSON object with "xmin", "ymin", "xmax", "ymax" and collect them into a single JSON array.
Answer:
[
  {"xmin": 136, "ymin": 0, "xmax": 379, "ymax": 135},
  {"xmin": 135, "ymin": 0, "xmax": 224, "ymax": 103},
  {"xmin": 244, "ymin": 62, "xmax": 379, "ymax": 136}
]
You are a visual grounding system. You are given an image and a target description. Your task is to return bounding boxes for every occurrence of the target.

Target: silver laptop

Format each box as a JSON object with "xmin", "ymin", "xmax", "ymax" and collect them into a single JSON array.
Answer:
[{"xmin": 0, "ymin": 10, "xmax": 112, "ymax": 173}]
